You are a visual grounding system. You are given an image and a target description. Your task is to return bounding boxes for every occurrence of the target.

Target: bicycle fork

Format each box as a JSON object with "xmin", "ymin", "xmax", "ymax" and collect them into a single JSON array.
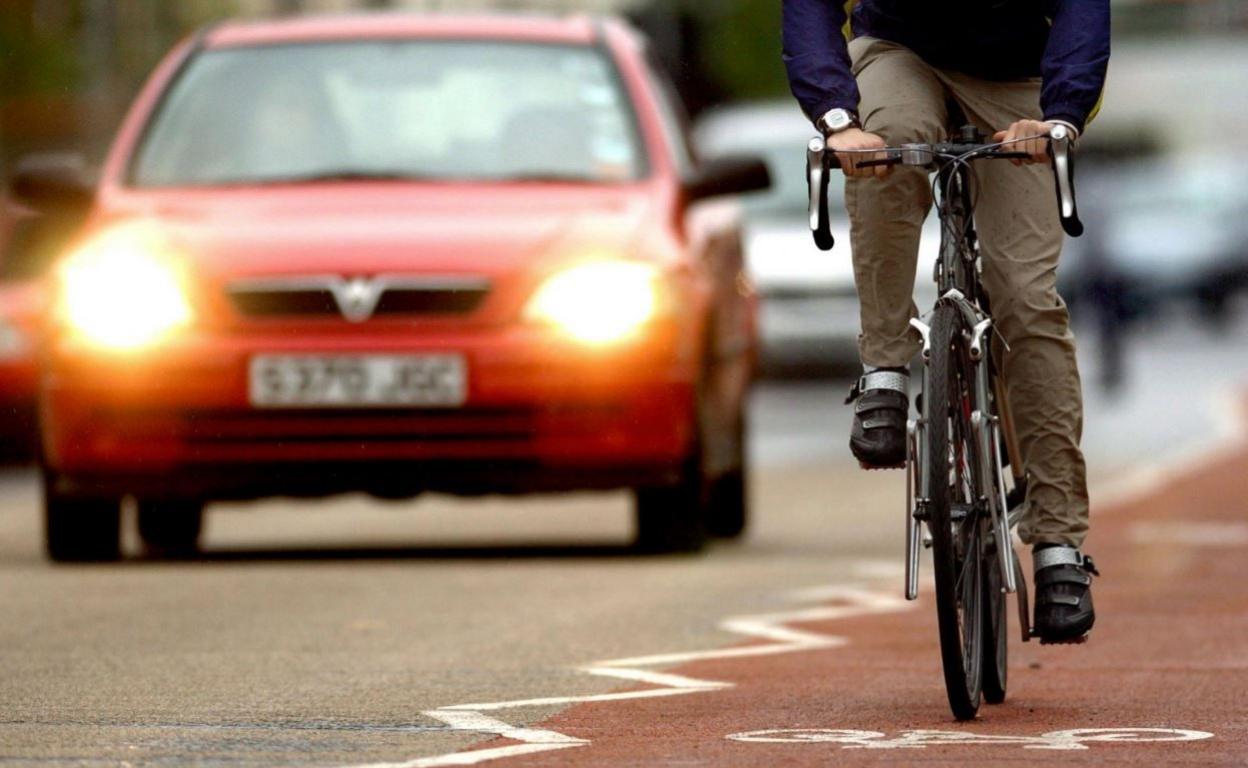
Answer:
[
  {"xmin": 903, "ymin": 318, "xmax": 931, "ymax": 602},
  {"xmin": 902, "ymin": 315, "xmax": 1019, "ymax": 601},
  {"xmin": 968, "ymin": 318, "xmax": 1018, "ymax": 596}
]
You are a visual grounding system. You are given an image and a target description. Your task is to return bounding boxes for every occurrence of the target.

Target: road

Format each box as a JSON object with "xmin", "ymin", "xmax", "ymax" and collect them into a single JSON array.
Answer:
[{"xmin": 2, "ymin": 314, "xmax": 1247, "ymax": 765}]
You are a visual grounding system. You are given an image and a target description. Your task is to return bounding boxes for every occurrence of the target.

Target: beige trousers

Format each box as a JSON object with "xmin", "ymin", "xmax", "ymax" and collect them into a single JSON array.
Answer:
[{"xmin": 844, "ymin": 37, "xmax": 1089, "ymax": 547}]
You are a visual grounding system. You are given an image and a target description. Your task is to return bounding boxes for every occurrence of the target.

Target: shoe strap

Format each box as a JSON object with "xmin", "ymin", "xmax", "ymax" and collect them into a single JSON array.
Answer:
[
  {"xmin": 1035, "ymin": 566, "xmax": 1092, "ymax": 588},
  {"xmin": 1033, "ymin": 546, "xmax": 1097, "ymax": 575},
  {"xmin": 854, "ymin": 389, "xmax": 907, "ymax": 416},
  {"xmin": 845, "ymin": 370, "xmax": 909, "ymax": 405},
  {"xmin": 860, "ymin": 370, "xmax": 908, "ymax": 394}
]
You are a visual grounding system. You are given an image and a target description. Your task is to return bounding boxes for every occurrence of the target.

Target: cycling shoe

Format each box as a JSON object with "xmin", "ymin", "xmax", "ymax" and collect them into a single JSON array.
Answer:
[
  {"xmin": 846, "ymin": 369, "xmax": 909, "ymax": 469},
  {"xmin": 1032, "ymin": 545, "xmax": 1099, "ymax": 644}
]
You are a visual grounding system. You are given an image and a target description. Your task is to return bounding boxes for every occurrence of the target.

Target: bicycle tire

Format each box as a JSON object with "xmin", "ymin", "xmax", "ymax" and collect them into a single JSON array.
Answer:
[
  {"xmin": 926, "ymin": 303, "xmax": 985, "ymax": 721},
  {"xmin": 982, "ymin": 524, "xmax": 1009, "ymax": 704}
]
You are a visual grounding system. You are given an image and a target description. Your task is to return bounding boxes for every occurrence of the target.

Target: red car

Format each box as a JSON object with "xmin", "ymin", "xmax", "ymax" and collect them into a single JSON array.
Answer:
[
  {"xmin": 0, "ymin": 201, "xmax": 44, "ymax": 457},
  {"xmin": 18, "ymin": 14, "xmax": 767, "ymax": 561}
]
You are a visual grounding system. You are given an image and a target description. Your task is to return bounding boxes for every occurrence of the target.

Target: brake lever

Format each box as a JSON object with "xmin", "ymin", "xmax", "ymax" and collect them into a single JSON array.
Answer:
[
  {"xmin": 807, "ymin": 136, "xmax": 835, "ymax": 251},
  {"xmin": 1048, "ymin": 124, "xmax": 1084, "ymax": 238}
]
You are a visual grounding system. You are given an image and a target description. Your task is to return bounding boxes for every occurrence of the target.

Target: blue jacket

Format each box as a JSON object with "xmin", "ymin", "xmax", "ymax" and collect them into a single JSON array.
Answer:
[{"xmin": 782, "ymin": 0, "xmax": 1110, "ymax": 133}]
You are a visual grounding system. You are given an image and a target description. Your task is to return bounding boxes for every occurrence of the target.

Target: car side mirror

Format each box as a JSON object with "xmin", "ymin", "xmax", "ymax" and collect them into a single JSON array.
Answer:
[
  {"xmin": 10, "ymin": 153, "xmax": 94, "ymax": 215},
  {"xmin": 686, "ymin": 154, "xmax": 771, "ymax": 203}
]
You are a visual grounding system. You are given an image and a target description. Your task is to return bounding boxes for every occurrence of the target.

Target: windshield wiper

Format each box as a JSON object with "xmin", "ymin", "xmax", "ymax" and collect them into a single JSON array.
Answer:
[
  {"xmin": 492, "ymin": 172, "xmax": 601, "ymax": 184},
  {"xmin": 250, "ymin": 170, "xmax": 441, "ymax": 185}
]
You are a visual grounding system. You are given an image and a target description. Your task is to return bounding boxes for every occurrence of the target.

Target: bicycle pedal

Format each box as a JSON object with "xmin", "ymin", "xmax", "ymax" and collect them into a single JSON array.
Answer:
[
  {"xmin": 859, "ymin": 461, "xmax": 905, "ymax": 471},
  {"xmin": 1035, "ymin": 633, "xmax": 1089, "ymax": 646}
]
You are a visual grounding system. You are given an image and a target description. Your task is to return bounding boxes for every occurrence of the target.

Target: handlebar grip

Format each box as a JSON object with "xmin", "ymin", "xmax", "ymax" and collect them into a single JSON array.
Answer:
[
  {"xmin": 807, "ymin": 137, "xmax": 835, "ymax": 251},
  {"xmin": 1048, "ymin": 124, "xmax": 1084, "ymax": 238}
]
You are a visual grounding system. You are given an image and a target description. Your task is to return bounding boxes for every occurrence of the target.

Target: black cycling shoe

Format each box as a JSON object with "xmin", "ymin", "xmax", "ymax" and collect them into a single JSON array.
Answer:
[
  {"xmin": 846, "ymin": 369, "xmax": 909, "ymax": 469},
  {"xmin": 1032, "ymin": 545, "xmax": 1099, "ymax": 644}
]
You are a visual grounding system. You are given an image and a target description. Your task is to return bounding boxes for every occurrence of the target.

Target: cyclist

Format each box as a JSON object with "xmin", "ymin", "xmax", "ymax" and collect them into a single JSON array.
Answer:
[{"xmin": 782, "ymin": 0, "xmax": 1108, "ymax": 644}]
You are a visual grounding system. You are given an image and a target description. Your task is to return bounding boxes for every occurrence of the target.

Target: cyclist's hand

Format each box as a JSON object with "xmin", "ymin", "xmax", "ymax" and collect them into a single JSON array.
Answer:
[
  {"xmin": 993, "ymin": 120, "xmax": 1051, "ymax": 166},
  {"xmin": 827, "ymin": 129, "xmax": 891, "ymax": 179}
]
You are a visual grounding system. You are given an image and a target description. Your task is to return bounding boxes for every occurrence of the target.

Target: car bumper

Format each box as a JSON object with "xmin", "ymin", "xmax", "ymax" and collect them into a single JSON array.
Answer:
[
  {"xmin": 0, "ymin": 356, "xmax": 40, "ymax": 453},
  {"xmin": 41, "ymin": 325, "xmax": 699, "ymax": 499}
]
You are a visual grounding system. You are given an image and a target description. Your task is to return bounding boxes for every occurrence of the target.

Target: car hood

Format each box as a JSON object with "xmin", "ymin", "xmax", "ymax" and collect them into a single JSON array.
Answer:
[{"xmin": 98, "ymin": 184, "xmax": 659, "ymax": 281}]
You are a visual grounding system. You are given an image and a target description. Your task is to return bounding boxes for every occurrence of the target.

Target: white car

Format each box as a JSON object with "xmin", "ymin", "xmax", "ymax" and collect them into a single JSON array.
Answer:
[{"xmin": 696, "ymin": 101, "xmax": 939, "ymax": 372}]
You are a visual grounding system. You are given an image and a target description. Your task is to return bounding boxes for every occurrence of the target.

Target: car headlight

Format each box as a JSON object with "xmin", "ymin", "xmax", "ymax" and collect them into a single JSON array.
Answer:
[
  {"xmin": 56, "ymin": 223, "xmax": 193, "ymax": 351},
  {"xmin": 525, "ymin": 260, "xmax": 662, "ymax": 344}
]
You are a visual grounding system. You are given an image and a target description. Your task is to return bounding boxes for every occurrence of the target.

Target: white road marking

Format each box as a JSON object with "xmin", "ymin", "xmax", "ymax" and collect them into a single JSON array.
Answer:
[
  {"xmin": 726, "ymin": 727, "xmax": 1215, "ymax": 751},
  {"xmin": 337, "ymin": 388, "xmax": 1248, "ymax": 768},
  {"xmin": 340, "ymin": 569, "xmax": 911, "ymax": 768}
]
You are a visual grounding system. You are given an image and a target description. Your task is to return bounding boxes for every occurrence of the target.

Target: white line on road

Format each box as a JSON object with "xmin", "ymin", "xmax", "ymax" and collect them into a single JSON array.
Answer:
[
  {"xmin": 726, "ymin": 727, "xmax": 1216, "ymax": 750},
  {"xmin": 339, "ymin": 387, "xmax": 1248, "ymax": 768},
  {"xmin": 340, "ymin": 567, "xmax": 913, "ymax": 768}
]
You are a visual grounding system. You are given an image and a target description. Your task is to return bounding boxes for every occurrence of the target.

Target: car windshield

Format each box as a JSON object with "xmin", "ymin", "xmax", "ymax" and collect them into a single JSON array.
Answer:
[{"xmin": 131, "ymin": 41, "xmax": 646, "ymax": 187}]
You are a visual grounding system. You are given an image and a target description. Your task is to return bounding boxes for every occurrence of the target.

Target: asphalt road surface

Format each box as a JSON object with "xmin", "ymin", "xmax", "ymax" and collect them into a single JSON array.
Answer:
[{"xmin": 2, "ymin": 313, "xmax": 1247, "ymax": 766}]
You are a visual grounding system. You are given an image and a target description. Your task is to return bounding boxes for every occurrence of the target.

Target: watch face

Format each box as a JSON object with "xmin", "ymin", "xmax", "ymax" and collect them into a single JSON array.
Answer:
[{"xmin": 823, "ymin": 109, "xmax": 853, "ymax": 132}]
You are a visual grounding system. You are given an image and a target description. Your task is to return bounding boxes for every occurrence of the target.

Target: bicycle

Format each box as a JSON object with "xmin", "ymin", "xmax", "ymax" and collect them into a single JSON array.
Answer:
[{"xmin": 805, "ymin": 124, "xmax": 1084, "ymax": 720}]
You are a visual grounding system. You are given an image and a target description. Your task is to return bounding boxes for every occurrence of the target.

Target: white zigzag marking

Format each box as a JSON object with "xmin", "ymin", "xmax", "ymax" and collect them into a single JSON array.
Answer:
[{"xmin": 339, "ymin": 571, "xmax": 913, "ymax": 768}]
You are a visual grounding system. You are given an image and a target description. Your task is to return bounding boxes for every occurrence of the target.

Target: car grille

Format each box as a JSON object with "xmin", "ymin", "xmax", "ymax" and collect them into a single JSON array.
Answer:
[
  {"xmin": 227, "ymin": 276, "xmax": 490, "ymax": 320},
  {"xmin": 179, "ymin": 407, "xmax": 539, "ymax": 445},
  {"xmin": 88, "ymin": 403, "xmax": 628, "ymax": 450}
]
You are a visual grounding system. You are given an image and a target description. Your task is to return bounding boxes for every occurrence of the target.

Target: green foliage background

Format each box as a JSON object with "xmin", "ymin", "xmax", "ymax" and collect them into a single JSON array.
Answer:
[
  {"xmin": 0, "ymin": 0, "xmax": 798, "ymax": 165},
  {"xmin": 687, "ymin": 0, "xmax": 789, "ymax": 102}
]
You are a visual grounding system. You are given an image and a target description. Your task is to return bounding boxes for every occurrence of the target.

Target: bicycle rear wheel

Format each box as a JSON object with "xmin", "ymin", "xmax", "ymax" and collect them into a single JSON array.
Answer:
[
  {"xmin": 925, "ymin": 303, "xmax": 985, "ymax": 721},
  {"xmin": 982, "ymin": 529, "xmax": 1008, "ymax": 704}
]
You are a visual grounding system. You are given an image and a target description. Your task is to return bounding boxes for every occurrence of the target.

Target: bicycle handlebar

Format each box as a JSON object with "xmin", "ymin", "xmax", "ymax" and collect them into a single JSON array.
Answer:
[
  {"xmin": 1047, "ymin": 124, "xmax": 1083, "ymax": 238},
  {"xmin": 806, "ymin": 126, "xmax": 1084, "ymax": 251}
]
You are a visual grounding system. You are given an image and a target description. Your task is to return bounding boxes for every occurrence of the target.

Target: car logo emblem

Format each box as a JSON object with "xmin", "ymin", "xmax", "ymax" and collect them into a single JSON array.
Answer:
[{"xmin": 330, "ymin": 277, "xmax": 385, "ymax": 322}]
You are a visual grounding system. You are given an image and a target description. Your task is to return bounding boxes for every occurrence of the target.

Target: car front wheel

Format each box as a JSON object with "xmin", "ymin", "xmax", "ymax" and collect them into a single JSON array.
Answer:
[
  {"xmin": 706, "ymin": 413, "xmax": 749, "ymax": 539},
  {"xmin": 137, "ymin": 500, "xmax": 204, "ymax": 557},
  {"xmin": 633, "ymin": 455, "xmax": 708, "ymax": 554},
  {"xmin": 44, "ymin": 474, "xmax": 122, "ymax": 563}
]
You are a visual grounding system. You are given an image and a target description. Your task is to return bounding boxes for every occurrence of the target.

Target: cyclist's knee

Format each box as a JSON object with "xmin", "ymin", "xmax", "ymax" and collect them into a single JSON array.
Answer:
[
  {"xmin": 864, "ymin": 112, "xmax": 942, "ymax": 148},
  {"xmin": 986, "ymin": 275, "xmax": 1073, "ymax": 342}
]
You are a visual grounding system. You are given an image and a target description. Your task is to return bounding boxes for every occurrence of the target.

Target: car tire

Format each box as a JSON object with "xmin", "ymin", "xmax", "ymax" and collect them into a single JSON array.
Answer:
[
  {"xmin": 634, "ymin": 456, "xmax": 708, "ymax": 554},
  {"xmin": 137, "ymin": 500, "xmax": 204, "ymax": 558},
  {"xmin": 707, "ymin": 418, "xmax": 749, "ymax": 539},
  {"xmin": 44, "ymin": 474, "xmax": 122, "ymax": 563},
  {"xmin": 706, "ymin": 467, "xmax": 748, "ymax": 539}
]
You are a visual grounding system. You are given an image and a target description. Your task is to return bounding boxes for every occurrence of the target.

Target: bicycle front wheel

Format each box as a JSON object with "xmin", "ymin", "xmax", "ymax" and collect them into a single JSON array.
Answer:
[{"xmin": 925, "ymin": 303, "xmax": 985, "ymax": 721}]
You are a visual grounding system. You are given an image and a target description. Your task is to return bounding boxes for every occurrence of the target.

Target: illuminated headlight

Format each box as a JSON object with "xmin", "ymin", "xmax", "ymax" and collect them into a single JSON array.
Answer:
[
  {"xmin": 525, "ymin": 261, "xmax": 662, "ymax": 344},
  {"xmin": 57, "ymin": 224, "xmax": 193, "ymax": 351}
]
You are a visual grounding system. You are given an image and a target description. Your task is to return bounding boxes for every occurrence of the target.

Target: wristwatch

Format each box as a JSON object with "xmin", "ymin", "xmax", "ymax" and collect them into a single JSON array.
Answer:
[{"xmin": 818, "ymin": 108, "xmax": 860, "ymax": 136}]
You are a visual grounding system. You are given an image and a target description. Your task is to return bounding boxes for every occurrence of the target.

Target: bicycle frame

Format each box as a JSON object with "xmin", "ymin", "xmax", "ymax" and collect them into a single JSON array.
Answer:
[
  {"xmin": 908, "ymin": 156, "xmax": 1020, "ymax": 602},
  {"xmin": 805, "ymin": 125, "xmax": 1084, "ymax": 713}
]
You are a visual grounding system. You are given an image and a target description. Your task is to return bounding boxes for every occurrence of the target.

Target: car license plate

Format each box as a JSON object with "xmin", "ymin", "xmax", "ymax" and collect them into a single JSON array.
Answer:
[{"xmin": 249, "ymin": 354, "xmax": 467, "ymax": 408}]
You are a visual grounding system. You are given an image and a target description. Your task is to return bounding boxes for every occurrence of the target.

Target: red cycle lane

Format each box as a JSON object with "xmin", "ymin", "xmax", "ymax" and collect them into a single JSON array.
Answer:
[{"xmin": 487, "ymin": 405, "xmax": 1248, "ymax": 766}]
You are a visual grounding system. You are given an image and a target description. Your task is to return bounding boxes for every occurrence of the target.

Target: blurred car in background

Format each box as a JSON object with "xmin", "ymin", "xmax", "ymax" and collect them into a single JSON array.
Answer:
[
  {"xmin": 15, "ymin": 14, "xmax": 769, "ymax": 561},
  {"xmin": 696, "ymin": 101, "xmax": 938, "ymax": 374},
  {"xmin": 1060, "ymin": 157, "xmax": 1248, "ymax": 331}
]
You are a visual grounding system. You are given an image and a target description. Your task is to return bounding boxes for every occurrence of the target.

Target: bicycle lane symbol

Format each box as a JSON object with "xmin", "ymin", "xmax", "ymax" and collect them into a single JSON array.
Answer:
[{"xmin": 725, "ymin": 727, "xmax": 1215, "ymax": 751}]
